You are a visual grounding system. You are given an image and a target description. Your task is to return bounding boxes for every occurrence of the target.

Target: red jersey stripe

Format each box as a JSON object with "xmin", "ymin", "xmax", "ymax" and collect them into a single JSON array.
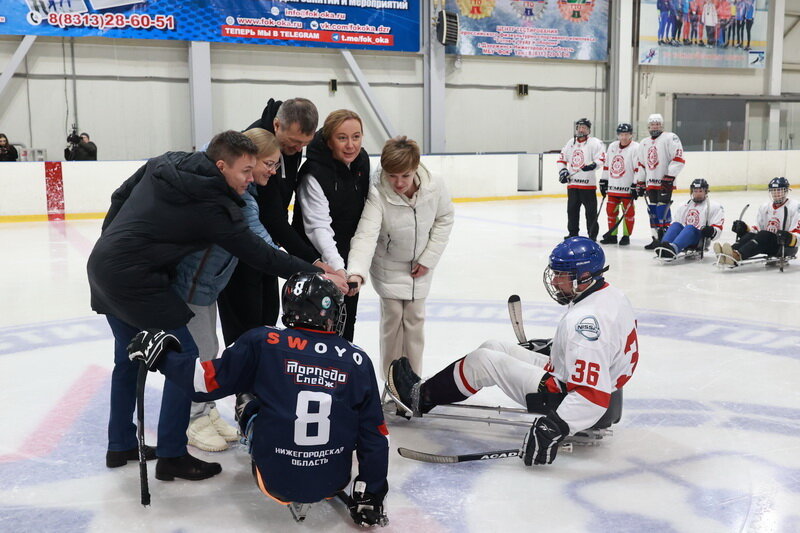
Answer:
[
  {"xmin": 566, "ymin": 383, "xmax": 611, "ymax": 408},
  {"xmin": 201, "ymin": 360, "xmax": 220, "ymax": 393},
  {"xmin": 458, "ymin": 359, "xmax": 479, "ymax": 395}
]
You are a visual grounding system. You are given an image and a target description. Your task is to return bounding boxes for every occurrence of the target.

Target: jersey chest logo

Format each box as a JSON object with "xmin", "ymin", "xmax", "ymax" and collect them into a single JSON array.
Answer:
[
  {"xmin": 575, "ymin": 315, "xmax": 601, "ymax": 341},
  {"xmin": 685, "ymin": 208, "xmax": 700, "ymax": 226},
  {"xmin": 285, "ymin": 359, "xmax": 349, "ymax": 389},
  {"xmin": 610, "ymin": 154, "xmax": 626, "ymax": 179},
  {"xmin": 767, "ymin": 218, "xmax": 780, "ymax": 233},
  {"xmin": 647, "ymin": 145, "xmax": 659, "ymax": 170},
  {"xmin": 570, "ymin": 149, "xmax": 585, "ymax": 170}
]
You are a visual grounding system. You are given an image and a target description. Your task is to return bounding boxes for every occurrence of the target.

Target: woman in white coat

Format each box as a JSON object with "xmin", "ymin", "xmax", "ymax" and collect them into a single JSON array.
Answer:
[{"xmin": 347, "ymin": 137, "xmax": 454, "ymax": 377}]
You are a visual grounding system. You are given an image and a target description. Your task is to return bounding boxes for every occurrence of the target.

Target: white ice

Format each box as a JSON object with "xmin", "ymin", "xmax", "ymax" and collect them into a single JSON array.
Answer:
[{"xmin": 1, "ymin": 191, "xmax": 799, "ymax": 532}]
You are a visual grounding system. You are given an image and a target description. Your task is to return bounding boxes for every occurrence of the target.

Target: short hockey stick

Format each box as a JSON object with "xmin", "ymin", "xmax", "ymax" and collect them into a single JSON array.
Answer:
[
  {"xmin": 604, "ymin": 195, "xmax": 636, "ymax": 236},
  {"xmin": 780, "ymin": 205, "xmax": 787, "ymax": 273},
  {"xmin": 590, "ymin": 195, "xmax": 607, "ymax": 239},
  {"xmin": 507, "ymin": 295, "xmax": 526, "ymax": 344},
  {"xmin": 136, "ymin": 361, "xmax": 151, "ymax": 506},
  {"xmin": 398, "ymin": 447, "xmax": 521, "ymax": 464}
]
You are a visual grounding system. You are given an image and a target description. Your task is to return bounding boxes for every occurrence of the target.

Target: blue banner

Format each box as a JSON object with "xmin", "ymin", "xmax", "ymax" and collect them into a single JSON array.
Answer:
[
  {"xmin": 445, "ymin": 0, "xmax": 609, "ymax": 61},
  {"xmin": 0, "ymin": 0, "xmax": 419, "ymax": 52}
]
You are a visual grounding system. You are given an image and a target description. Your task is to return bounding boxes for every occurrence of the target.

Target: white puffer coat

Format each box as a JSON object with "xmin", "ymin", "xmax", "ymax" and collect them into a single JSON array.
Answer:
[{"xmin": 347, "ymin": 164, "xmax": 454, "ymax": 300}]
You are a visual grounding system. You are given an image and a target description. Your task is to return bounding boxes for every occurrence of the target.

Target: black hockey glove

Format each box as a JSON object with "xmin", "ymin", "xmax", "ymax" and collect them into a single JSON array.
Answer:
[
  {"xmin": 731, "ymin": 219, "xmax": 749, "ymax": 237},
  {"xmin": 776, "ymin": 230, "xmax": 796, "ymax": 247},
  {"xmin": 581, "ymin": 162, "xmax": 597, "ymax": 172},
  {"xmin": 127, "ymin": 329, "xmax": 181, "ymax": 371},
  {"xmin": 635, "ymin": 181, "xmax": 646, "ymax": 198},
  {"xmin": 700, "ymin": 225, "xmax": 716, "ymax": 239},
  {"xmin": 519, "ymin": 338, "xmax": 553, "ymax": 355},
  {"xmin": 660, "ymin": 175, "xmax": 675, "ymax": 192},
  {"xmin": 599, "ymin": 179, "xmax": 608, "ymax": 198},
  {"xmin": 349, "ymin": 479, "xmax": 388, "ymax": 527},
  {"xmin": 520, "ymin": 412, "xmax": 569, "ymax": 466},
  {"xmin": 558, "ymin": 169, "xmax": 570, "ymax": 184}
]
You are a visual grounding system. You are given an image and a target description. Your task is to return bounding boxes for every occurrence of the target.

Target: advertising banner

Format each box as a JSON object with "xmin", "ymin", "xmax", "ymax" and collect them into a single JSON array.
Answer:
[
  {"xmin": 638, "ymin": 0, "xmax": 767, "ymax": 68},
  {"xmin": 0, "ymin": 0, "xmax": 419, "ymax": 52},
  {"xmin": 445, "ymin": 0, "xmax": 609, "ymax": 61}
]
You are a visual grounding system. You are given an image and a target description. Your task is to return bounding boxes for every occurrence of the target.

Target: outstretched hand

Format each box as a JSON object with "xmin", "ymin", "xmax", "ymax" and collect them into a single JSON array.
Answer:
[
  {"xmin": 347, "ymin": 275, "xmax": 363, "ymax": 297},
  {"xmin": 325, "ymin": 270, "xmax": 349, "ymax": 294}
]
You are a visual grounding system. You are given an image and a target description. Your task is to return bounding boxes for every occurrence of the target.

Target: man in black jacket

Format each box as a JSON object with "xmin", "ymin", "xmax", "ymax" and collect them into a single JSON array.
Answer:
[
  {"xmin": 218, "ymin": 98, "xmax": 321, "ymax": 344},
  {"xmin": 88, "ymin": 131, "xmax": 342, "ymax": 481},
  {"xmin": 65, "ymin": 132, "xmax": 98, "ymax": 161}
]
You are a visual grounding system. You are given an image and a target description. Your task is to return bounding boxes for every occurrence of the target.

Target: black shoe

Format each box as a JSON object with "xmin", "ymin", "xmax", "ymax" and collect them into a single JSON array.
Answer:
[
  {"xmin": 600, "ymin": 234, "xmax": 617, "ymax": 245},
  {"xmin": 387, "ymin": 357, "xmax": 424, "ymax": 417},
  {"xmin": 644, "ymin": 238, "xmax": 661, "ymax": 250},
  {"xmin": 106, "ymin": 445, "xmax": 157, "ymax": 468},
  {"xmin": 155, "ymin": 453, "xmax": 222, "ymax": 481},
  {"xmin": 619, "ymin": 236, "xmax": 630, "ymax": 246},
  {"xmin": 563, "ymin": 234, "xmax": 578, "ymax": 240}
]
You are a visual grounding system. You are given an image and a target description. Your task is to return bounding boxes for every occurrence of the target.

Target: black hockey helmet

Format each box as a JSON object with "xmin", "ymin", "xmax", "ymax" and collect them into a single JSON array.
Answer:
[
  {"xmin": 575, "ymin": 118, "xmax": 592, "ymax": 130},
  {"xmin": 690, "ymin": 178, "xmax": 709, "ymax": 191},
  {"xmin": 768, "ymin": 176, "xmax": 790, "ymax": 203},
  {"xmin": 281, "ymin": 272, "xmax": 346, "ymax": 334},
  {"xmin": 616, "ymin": 123, "xmax": 633, "ymax": 134}
]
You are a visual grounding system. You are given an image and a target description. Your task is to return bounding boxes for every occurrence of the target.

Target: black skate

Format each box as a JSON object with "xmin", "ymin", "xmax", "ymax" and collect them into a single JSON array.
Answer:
[
  {"xmin": 599, "ymin": 233, "xmax": 617, "ymax": 245},
  {"xmin": 619, "ymin": 236, "xmax": 630, "ymax": 246},
  {"xmin": 386, "ymin": 357, "xmax": 424, "ymax": 418},
  {"xmin": 644, "ymin": 237, "xmax": 661, "ymax": 250}
]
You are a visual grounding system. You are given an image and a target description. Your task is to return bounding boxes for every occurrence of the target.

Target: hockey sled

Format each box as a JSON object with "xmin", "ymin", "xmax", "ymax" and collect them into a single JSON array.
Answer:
[
  {"xmin": 714, "ymin": 250, "xmax": 797, "ymax": 271},
  {"xmin": 383, "ymin": 385, "xmax": 622, "ymax": 447},
  {"xmin": 653, "ymin": 240, "xmax": 709, "ymax": 265}
]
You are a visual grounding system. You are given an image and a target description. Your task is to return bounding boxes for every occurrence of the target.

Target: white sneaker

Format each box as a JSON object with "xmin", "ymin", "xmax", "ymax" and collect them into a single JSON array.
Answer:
[
  {"xmin": 209, "ymin": 407, "xmax": 240, "ymax": 442},
  {"xmin": 187, "ymin": 414, "xmax": 229, "ymax": 452}
]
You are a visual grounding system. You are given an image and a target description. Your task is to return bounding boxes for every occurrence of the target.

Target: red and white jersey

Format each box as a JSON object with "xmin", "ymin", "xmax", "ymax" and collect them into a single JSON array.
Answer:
[
  {"xmin": 558, "ymin": 136, "xmax": 606, "ymax": 190},
  {"xmin": 674, "ymin": 198, "xmax": 725, "ymax": 240},
  {"xmin": 547, "ymin": 284, "xmax": 638, "ymax": 433},
  {"xmin": 753, "ymin": 198, "xmax": 800, "ymax": 234},
  {"xmin": 602, "ymin": 140, "xmax": 640, "ymax": 197},
  {"xmin": 637, "ymin": 132, "xmax": 685, "ymax": 189}
]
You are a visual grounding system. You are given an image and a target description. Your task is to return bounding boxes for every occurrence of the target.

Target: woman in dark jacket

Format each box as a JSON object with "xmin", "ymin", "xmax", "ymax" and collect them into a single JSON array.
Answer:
[
  {"xmin": 0, "ymin": 134, "xmax": 19, "ymax": 161},
  {"xmin": 294, "ymin": 110, "xmax": 371, "ymax": 341}
]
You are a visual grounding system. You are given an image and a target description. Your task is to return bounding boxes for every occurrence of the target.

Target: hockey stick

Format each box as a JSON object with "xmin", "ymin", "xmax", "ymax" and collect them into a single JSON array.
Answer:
[
  {"xmin": 507, "ymin": 295, "xmax": 526, "ymax": 344},
  {"xmin": 398, "ymin": 446, "xmax": 521, "ymax": 463},
  {"xmin": 136, "ymin": 361, "xmax": 151, "ymax": 507},
  {"xmin": 642, "ymin": 192, "xmax": 660, "ymax": 240},
  {"xmin": 780, "ymin": 205, "xmax": 787, "ymax": 273},
  {"xmin": 590, "ymin": 194, "xmax": 607, "ymax": 240}
]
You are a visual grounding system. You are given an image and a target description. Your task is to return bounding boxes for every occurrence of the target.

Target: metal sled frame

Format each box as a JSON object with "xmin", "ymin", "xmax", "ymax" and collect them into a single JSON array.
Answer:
[
  {"xmin": 288, "ymin": 502, "xmax": 313, "ymax": 522},
  {"xmin": 714, "ymin": 252, "xmax": 796, "ymax": 270},
  {"xmin": 382, "ymin": 385, "xmax": 610, "ymax": 447},
  {"xmin": 654, "ymin": 239, "xmax": 709, "ymax": 265}
]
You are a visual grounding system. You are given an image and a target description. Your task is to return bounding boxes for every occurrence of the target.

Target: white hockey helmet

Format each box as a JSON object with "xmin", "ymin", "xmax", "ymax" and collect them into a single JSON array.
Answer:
[{"xmin": 647, "ymin": 113, "xmax": 664, "ymax": 125}]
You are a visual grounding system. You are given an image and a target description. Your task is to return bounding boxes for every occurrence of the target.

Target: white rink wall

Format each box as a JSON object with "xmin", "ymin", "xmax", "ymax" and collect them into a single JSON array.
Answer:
[{"xmin": 0, "ymin": 150, "xmax": 796, "ymax": 219}]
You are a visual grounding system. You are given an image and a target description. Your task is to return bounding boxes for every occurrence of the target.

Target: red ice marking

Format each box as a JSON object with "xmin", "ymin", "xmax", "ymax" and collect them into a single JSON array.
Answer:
[
  {"xmin": 45, "ymin": 161, "xmax": 65, "ymax": 221},
  {"xmin": 0, "ymin": 365, "xmax": 107, "ymax": 463}
]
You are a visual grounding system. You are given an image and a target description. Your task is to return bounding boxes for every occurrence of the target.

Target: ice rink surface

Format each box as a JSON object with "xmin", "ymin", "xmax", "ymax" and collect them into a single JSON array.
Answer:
[{"xmin": 1, "ymin": 190, "xmax": 799, "ymax": 532}]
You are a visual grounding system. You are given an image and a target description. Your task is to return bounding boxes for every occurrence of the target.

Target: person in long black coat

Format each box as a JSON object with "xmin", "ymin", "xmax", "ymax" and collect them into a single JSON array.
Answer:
[
  {"xmin": 88, "ymin": 131, "xmax": 333, "ymax": 481},
  {"xmin": 217, "ymin": 97, "xmax": 324, "ymax": 345}
]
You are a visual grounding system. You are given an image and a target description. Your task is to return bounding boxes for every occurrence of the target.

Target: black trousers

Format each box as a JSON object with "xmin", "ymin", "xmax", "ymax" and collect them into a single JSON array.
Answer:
[
  {"xmin": 733, "ymin": 230, "xmax": 779, "ymax": 260},
  {"xmin": 567, "ymin": 188, "xmax": 598, "ymax": 240},
  {"xmin": 217, "ymin": 262, "xmax": 280, "ymax": 346}
]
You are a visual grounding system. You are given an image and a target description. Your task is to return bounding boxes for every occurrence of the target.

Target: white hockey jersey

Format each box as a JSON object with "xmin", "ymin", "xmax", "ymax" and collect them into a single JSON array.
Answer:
[
  {"xmin": 546, "ymin": 284, "xmax": 638, "ymax": 434},
  {"xmin": 637, "ymin": 132, "xmax": 685, "ymax": 189},
  {"xmin": 602, "ymin": 140, "xmax": 640, "ymax": 197},
  {"xmin": 753, "ymin": 198, "xmax": 800, "ymax": 235},
  {"xmin": 673, "ymin": 198, "xmax": 725, "ymax": 240},
  {"xmin": 558, "ymin": 136, "xmax": 606, "ymax": 189}
]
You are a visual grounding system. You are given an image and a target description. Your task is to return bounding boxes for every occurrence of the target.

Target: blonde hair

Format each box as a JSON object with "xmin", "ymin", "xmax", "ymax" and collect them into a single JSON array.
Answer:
[
  {"xmin": 321, "ymin": 109, "xmax": 363, "ymax": 141},
  {"xmin": 381, "ymin": 136, "xmax": 420, "ymax": 174},
  {"xmin": 243, "ymin": 128, "xmax": 281, "ymax": 158}
]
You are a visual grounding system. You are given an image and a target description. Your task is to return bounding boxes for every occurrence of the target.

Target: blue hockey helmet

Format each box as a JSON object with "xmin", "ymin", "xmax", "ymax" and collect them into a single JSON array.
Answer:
[
  {"xmin": 544, "ymin": 237, "xmax": 608, "ymax": 305},
  {"xmin": 281, "ymin": 272, "xmax": 346, "ymax": 334},
  {"xmin": 768, "ymin": 176, "xmax": 790, "ymax": 204}
]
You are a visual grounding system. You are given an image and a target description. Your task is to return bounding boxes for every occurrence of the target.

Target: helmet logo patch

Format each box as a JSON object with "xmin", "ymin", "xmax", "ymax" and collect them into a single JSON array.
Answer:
[
  {"xmin": 321, "ymin": 296, "xmax": 332, "ymax": 309},
  {"xmin": 576, "ymin": 316, "xmax": 600, "ymax": 341}
]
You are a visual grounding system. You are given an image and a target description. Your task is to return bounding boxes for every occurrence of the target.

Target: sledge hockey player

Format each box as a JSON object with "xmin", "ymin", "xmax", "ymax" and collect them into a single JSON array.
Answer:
[
  {"xmin": 599, "ymin": 123, "xmax": 640, "ymax": 246},
  {"xmin": 654, "ymin": 178, "xmax": 724, "ymax": 260},
  {"xmin": 715, "ymin": 177, "xmax": 800, "ymax": 266},
  {"xmin": 127, "ymin": 272, "xmax": 389, "ymax": 526},
  {"xmin": 637, "ymin": 114, "xmax": 685, "ymax": 249},
  {"xmin": 387, "ymin": 237, "xmax": 638, "ymax": 466},
  {"xmin": 558, "ymin": 118, "xmax": 606, "ymax": 241}
]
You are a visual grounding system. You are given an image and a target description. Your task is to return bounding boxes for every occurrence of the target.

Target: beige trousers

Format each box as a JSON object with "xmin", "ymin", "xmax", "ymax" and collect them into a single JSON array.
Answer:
[{"xmin": 379, "ymin": 297, "xmax": 426, "ymax": 378}]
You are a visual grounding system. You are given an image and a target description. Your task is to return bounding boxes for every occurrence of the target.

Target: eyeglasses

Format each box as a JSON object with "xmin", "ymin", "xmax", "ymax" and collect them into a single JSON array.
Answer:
[{"xmin": 264, "ymin": 159, "xmax": 282, "ymax": 171}]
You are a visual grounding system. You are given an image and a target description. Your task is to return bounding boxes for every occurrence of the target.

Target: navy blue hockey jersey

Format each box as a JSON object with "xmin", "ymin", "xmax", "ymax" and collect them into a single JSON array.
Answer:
[{"xmin": 157, "ymin": 325, "xmax": 389, "ymax": 503}]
